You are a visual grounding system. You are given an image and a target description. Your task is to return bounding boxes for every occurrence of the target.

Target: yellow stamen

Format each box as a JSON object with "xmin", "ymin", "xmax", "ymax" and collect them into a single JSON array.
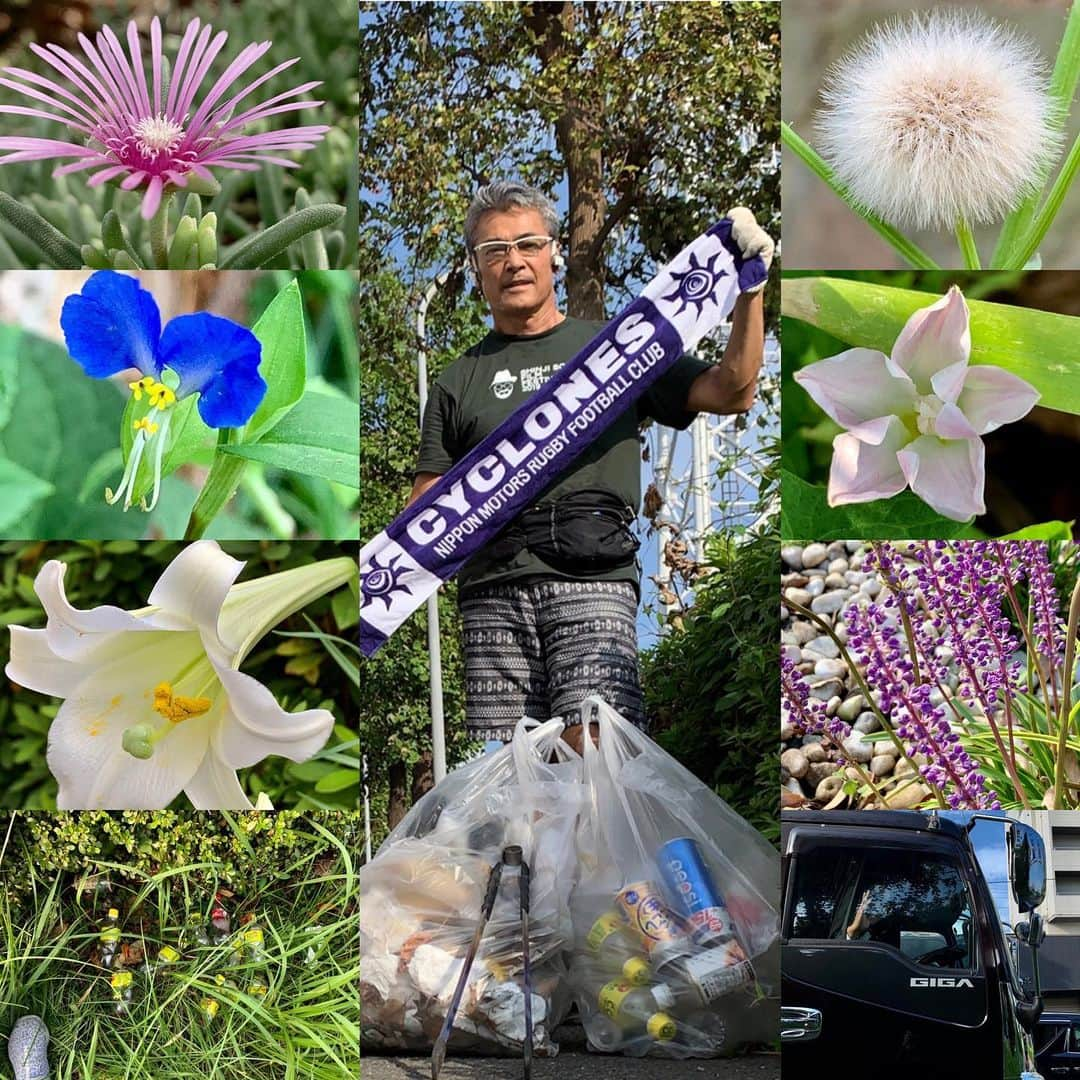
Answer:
[
  {"xmin": 128, "ymin": 376, "xmax": 156, "ymax": 401},
  {"xmin": 151, "ymin": 681, "xmax": 212, "ymax": 724},
  {"xmin": 148, "ymin": 382, "xmax": 176, "ymax": 410},
  {"xmin": 133, "ymin": 417, "xmax": 159, "ymax": 435}
]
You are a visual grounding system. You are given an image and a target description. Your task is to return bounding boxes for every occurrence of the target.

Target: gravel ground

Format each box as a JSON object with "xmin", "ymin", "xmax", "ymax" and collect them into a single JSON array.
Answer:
[{"xmin": 361, "ymin": 1051, "xmax": 781, "ymax": 1079}]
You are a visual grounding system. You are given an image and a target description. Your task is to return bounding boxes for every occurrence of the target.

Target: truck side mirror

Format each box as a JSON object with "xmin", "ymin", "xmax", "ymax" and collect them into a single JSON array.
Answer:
[{"xmin": 1010, "ymin": 823, "xmax": 1047, "ymax": 913}]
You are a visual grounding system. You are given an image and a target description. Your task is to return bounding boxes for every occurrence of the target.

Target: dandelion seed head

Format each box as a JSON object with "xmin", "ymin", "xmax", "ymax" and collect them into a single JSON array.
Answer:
[{"xmin": 816, "ymin": 9, "xmax": 1060, "ymax": 231}]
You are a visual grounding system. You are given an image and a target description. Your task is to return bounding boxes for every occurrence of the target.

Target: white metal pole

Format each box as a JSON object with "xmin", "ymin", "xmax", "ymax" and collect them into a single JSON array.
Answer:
[
  {"xmin": 417, "ymin": 275, "xmax": 447, "ymax": 783},
  {"xmin": 690, "ymin": 412, "xmax": 711, "ymax": 563}
]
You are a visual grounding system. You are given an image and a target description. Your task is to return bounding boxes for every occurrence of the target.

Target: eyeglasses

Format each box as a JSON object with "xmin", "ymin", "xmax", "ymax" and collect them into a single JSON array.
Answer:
[{"xmin": 472, "ymin": 235, "xmax": 555, "ymax": 266}]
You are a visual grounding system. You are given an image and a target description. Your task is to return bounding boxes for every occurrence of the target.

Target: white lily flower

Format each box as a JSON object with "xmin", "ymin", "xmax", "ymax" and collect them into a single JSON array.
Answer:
[{"xmin": 5, "ymin": 541, "xmax": 356, "ymax": 810}]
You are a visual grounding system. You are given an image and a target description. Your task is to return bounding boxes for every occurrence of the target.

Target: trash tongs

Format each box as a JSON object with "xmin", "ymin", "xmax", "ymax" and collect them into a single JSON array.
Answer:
[{"xmin": 431, "ymin": 844, "xmax": 533, "ymax": 1080}]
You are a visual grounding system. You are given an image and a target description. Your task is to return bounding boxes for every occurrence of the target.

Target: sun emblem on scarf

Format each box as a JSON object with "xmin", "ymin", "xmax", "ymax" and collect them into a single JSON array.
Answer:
[
  {"xmin": 361, "ymin": 552, "xmax": 414, "ymax": 611},
  {"xmin": 661, "ymin": 249, "xmax": 727, "ymax": 317}
]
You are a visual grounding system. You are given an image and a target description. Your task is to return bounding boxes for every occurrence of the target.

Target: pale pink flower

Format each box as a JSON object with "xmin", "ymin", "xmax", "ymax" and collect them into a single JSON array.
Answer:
[
  {"xmin": 0, "ymin": 16, "xmax": 329, "ymax": 219},
  {"xmin": 794, "ymin": 287, "xmax": 1039, "ymax": 522}
]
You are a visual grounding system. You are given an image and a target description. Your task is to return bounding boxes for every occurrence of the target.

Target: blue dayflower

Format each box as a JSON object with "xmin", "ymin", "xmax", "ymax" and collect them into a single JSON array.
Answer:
[{"xmin": 60, "ymin": 271, "xmax": 265, "ymax": 511}]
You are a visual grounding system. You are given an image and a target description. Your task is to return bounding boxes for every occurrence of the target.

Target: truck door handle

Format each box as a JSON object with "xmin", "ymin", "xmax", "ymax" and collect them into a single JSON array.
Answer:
[{"xmin": 781, "ymin": 1006, "xmax": 823, "ymax": 1042}]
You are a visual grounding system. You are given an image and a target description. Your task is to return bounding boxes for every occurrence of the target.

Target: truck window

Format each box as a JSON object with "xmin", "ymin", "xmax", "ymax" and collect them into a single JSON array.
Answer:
[{"xmin": 789, "ymin": 846, "xmax": 977, "ymax": 970}]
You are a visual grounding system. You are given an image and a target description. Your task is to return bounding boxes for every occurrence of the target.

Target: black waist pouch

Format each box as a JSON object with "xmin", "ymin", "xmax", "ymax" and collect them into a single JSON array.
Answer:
[{"xmin": 507, "ymin": 489, "xmax": 640, "ymax": 572}]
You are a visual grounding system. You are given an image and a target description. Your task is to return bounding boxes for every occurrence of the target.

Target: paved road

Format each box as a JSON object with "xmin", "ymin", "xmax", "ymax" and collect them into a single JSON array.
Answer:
[{"xmin": 361, "ymin": 1052, "xmax": 780, "ymax": 1079}]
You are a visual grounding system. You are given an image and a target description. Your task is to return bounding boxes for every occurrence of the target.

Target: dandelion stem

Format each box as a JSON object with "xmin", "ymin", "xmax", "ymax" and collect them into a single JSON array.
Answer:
[
  {"xmin": 780, "ymin": 122, "xmax": 941, "ymax": 270},
  {"xmin": 150, "ymin": 194, "xmax": 171, "ymax": 270},
  {"xmin": 993, "ymin": 0, "xmax": 1080, "ymax": 267},
  {"xmin": 1012, "ymin": 131, "xmax": 1080, "ymax": 270},
  {"xmin": 955, "ymin": 219, "xmax": 981, "ymax": 270},
  {"xmin": 1053, "ymin": 573, "xmax": 1080, "ymax": 807}
]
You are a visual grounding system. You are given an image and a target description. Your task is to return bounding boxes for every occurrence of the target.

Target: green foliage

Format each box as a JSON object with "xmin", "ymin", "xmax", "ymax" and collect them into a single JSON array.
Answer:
[
  {"xmin": 0, "ymin": 810, "xmax": 359, "ymax": 1078},
  {"xmin": 782, "ymin": 472, "xmax": 979, "ymax": 541},
  {"xmin": 0, "ymin": 0, "xmax": 357, "ymax": 269},
  {"xmin": 641, "ymin": 522, "xmax": 780, "ymax": 845},
  {"xmin": 360, "ymin": 0, "xmax": 779, "ymax": 326},
  {"xmin": 10, "ymin": 810, "xmax": 353, "ymax": 899},
  {"xmin": 0, "ymin": 540, "xmax": 358, "ymax": 810}
]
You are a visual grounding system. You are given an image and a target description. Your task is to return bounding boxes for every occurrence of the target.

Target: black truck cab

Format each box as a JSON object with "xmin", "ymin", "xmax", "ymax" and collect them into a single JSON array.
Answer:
[{"xmin": 781, "ymin": 810, "xmax": 1046, "ymax": 1080}]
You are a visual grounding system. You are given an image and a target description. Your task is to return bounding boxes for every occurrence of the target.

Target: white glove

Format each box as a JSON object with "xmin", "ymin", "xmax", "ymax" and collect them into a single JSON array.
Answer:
[{"xmin": 726, "ymin": 206, "xmax": 773, "ymax": 293}]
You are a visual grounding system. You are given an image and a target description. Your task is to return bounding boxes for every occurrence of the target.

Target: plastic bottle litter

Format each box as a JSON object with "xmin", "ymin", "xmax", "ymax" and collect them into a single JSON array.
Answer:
[
  {"xmin": 110, "ymin": 971, "xmax": 133, "ymax": 1015},
  {"xmin": 210, "ymin": 894, "xmax": 231, "ymax": 943},
  {"xmin": 241, "ymin": 916, "xmax": 269, "ymax": 997},
  {"xmin": 182, "ymin": 912, "xmax": 210, "ymax": 949},
  {"xmin": 99, "ymin": 908, "xmax": 121, "ymax": 970},
  {"xmin": 142, "ymin": 944, "xmax": 181, "ymax": 980}
]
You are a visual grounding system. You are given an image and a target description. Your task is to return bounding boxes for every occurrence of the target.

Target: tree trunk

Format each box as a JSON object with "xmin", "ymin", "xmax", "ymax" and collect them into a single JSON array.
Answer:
[
  {"xmin": 388, "ymin": 760, "xmax": 408, "ymax": 830},
  {"xmin": 524, "ymin": 2, "xmax": 607, "ymax": 320},
  {"xmin": 412, "ymin": 750, "xmax": 434, "ymax": 801}
]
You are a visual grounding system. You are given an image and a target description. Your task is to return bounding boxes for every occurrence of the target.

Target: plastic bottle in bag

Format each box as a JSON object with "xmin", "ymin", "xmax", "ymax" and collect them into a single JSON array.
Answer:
[
  {"xmin": 99, "ymin": 908, "xmax": 121, "ymax": 970},
  {"xmin": 672, "ymin": 943, "xmax": 755, "ymax": 1003},
  {"xmin": 598, "ymin": 980, "xmax": 678, "ymax": 1036},
  {"xmin": 585, "ymin": 1012, "xmax": 676, "ymax": 1050},
  {"xmin": 585, "ymin": 911, "xmax": 653, "ymax": 985}
]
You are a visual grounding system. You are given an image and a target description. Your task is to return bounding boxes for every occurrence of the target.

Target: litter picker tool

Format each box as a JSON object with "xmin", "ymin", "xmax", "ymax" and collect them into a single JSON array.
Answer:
[{"xmin": 431, "ymin": 845, "xmax": 534, "ymax": 1080}]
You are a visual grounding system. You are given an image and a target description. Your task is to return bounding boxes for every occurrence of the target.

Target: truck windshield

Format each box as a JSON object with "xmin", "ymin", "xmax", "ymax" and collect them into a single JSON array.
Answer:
[{"xmin": 789, "ymin": 845, "xmax": 977, "ymax": 970}]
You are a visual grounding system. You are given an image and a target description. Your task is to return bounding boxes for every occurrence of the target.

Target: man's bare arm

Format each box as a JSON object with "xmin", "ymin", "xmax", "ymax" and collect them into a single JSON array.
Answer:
[
  {"xmin": 407, "ymin": 472, "xmax": 443, "ymax": 507},
  {"xmin": 684, "ymin": 290, "xmax": 765, "ymax": 415}
]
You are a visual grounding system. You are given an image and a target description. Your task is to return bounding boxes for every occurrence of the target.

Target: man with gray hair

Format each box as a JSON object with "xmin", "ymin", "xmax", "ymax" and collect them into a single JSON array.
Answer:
[{"xmin": 409, "ymin": 180, "xmax": 772, "ymax": 752}]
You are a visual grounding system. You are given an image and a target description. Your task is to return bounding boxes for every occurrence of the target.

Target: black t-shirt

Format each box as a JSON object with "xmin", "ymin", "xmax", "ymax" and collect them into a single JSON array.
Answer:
[{"xmin": 415, "ymin": 316, "xmax": 710, "ymax": 595}]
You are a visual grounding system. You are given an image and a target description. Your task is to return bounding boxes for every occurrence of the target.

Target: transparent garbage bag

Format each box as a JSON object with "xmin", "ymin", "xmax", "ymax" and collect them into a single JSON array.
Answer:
[
  {"xmin": 360, "ymin": 717, "xmax": 583, "ymax": 1055},
  {"xmin": 572, "ymin": 696, "xmax": 780, "ymax": 1058}
]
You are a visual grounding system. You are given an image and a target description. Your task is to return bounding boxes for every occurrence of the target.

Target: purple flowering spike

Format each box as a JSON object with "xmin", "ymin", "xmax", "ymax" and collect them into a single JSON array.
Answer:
[{"xmin": 0, "ymin": 16, "xmax": 329, "ymax": 219}]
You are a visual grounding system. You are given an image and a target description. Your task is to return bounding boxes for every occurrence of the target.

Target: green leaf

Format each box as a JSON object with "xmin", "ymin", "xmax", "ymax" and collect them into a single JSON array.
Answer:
[
  {"xmin": 999, "ymin": 521, "xmax": 1075, "ymax": 540},
  {"xmin": 0, "ymin": 324, "xmax": 21, "ymax": 433},
  {"xmin": 220, "ymin": 391, "xmax": 359, "ymax": 488},
  {"xmin": 331, "ymin": 587, "xmax": 359, "ymax": 631},
  {"xmin": 780, "ymin": 471, "xmax": 976, "ymax": 541},
  {"xmin": 0, "ymin": 456, "xmax": 54, "ymax": 531},
  {"xmin": 0, "ymin": 332, "xmax": 144, "ymax": 538},
  {"xmin": 243, "ymin": 279, "xmax": 307, "ymax": 444},
  {"xmin": 313, "ymin": 768, "xmax": 360, "ymax": 794},
  {"xmin": 782, "ymin": 277, "xmax": 1080, "ymax": 416},
  {"xmin": 219, "ymin": 205, "xmax": 346, "ymax": 270},
  {"xmin": 0, "ymin": 192, "xmax": 82, "ymax": 268}
]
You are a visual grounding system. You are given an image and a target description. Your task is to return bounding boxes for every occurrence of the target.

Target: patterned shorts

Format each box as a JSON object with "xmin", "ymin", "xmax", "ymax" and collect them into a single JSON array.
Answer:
[{"xmin": 459, "ymin": 579, "xmax": 646, "ymax": 743}]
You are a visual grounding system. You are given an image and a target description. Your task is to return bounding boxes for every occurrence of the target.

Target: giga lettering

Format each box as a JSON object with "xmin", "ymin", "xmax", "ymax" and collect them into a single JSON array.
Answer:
[
  {"xmin": 909, "ymin": 977, "xmax": 975, "ymax": 988},
  {"xmin": 404, "ymin": 311, "xmax": 657, "ymax": 548}
]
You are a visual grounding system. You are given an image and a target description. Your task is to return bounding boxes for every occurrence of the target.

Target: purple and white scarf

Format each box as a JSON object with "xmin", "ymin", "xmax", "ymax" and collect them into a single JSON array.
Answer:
[{"xmin": 360, "ymin": 220, "xmax": 765, "ymax": 656}]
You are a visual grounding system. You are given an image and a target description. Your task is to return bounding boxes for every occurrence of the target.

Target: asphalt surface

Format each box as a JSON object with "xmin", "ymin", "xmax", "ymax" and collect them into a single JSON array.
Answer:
[{"xmin": 361, "ymin": 1052, "xmax": 780, "ymax": 1079}]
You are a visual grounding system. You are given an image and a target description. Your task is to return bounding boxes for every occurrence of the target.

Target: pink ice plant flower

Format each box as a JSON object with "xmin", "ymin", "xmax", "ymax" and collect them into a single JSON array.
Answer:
[
  {"xmin": 794, "ymin": 287, "xmax": 1039, "ymax": 521},
  {"xmin": 0, "ymin": 16, "xmax": 329, "ymax": 219}
]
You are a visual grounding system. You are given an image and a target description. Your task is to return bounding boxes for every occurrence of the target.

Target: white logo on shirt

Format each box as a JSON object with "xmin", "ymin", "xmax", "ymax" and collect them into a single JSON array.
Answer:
[
  {"xmin": 520, "ymin": 364, "xmax": 557, "ymax": 393},
  {"xmin": 490, "ymin": 369, "xmax": 517, "ymax": 400}
]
